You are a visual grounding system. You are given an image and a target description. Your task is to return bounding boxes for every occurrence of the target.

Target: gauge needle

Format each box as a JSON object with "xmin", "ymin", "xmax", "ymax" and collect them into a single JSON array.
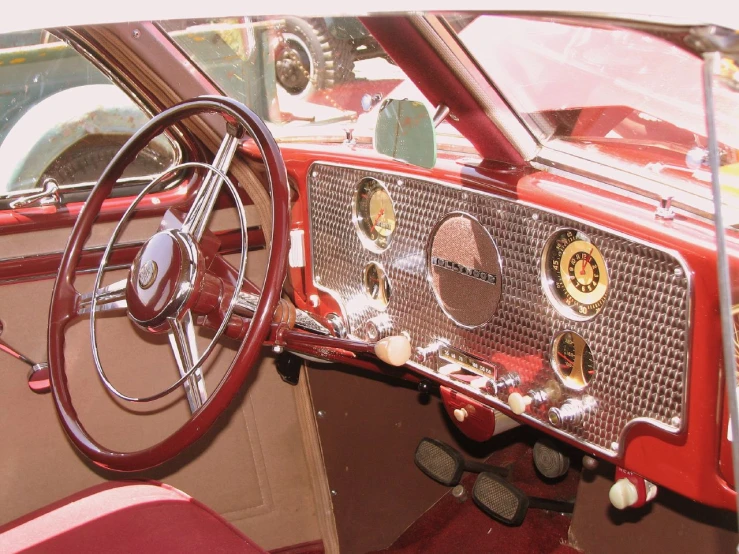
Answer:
[
  {"xmin": 558, "ymin": 352, "xmax": 575, "ymax": 365},
  {"xmin": 370, "ymin": 208, "xmax": 385, "ymax": 232},
  {"xmin": 580, "ymin": 247, "xmax": 594, "ymax": 275}
]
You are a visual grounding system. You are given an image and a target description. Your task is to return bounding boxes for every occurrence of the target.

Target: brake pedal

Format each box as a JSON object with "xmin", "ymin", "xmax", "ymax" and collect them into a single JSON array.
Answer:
[
  {"xmin": 472, "ymin": 471, "xmax": 575, "ymax": 526},
  {"xmin": 414, "ymin": 438, "xmax": 508, "ymax": 487}
]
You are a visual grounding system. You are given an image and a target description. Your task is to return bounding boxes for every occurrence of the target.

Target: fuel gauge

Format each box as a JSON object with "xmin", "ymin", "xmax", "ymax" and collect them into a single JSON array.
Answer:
[
  {"xmin": 363, "ymin": 262, "xmax": 392, "ymax": 310},
  {"xmin": 551, "ymin": 331, "xmax": 594, "ymax": 390}
]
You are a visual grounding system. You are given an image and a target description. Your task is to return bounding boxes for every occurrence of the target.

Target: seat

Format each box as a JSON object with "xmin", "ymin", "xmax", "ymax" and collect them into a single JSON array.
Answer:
[{"xmin": 0, "ymin": 480, "xmax": 266, "ymax": 553}]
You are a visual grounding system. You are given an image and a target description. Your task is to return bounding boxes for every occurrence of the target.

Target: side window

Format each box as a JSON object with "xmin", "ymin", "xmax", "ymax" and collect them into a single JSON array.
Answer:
[{"xmin": 0, "ymin": 30, "xmax": 178, "ymax": 197}]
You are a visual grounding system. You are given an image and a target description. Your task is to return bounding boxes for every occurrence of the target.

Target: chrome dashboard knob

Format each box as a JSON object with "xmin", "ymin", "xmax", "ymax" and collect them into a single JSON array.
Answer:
[{"xmin": 548, "ymin": 397, "xmax": 597, "ymax": 428}]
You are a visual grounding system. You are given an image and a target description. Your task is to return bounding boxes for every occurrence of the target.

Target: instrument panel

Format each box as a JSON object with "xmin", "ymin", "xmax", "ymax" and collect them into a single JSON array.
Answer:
[{"xmin": 307, "ymin": 162, "xmax": 691, "ymax": 458}]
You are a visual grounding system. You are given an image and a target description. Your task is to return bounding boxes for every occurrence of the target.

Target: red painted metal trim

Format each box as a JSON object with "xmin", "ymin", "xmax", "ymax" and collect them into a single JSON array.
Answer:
[{"xmin": 440, "ymin": 387, "xmax": 497, "ymax": 442}]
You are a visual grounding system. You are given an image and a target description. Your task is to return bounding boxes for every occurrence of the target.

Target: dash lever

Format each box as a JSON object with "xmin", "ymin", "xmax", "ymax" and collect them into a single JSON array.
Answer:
[{"xmin": 0, "ymin": 321, "xmax": 50, "ymax": 394}]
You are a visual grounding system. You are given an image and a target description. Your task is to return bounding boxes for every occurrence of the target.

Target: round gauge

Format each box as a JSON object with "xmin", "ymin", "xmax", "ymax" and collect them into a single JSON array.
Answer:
[
  {"xmin": 363, "ymin": 261, "xmax": 392, "ymax": 310},
  {"xmin": 551, "ymin": 331, "xmax": 595, "ymax": 390},
  {"xmin": 541, "ymin": 229, "xmax": 609, "ymax": 321},
  {"xmin": 352, "ymin": 177, "xmax": 396, "ymax": 252}
]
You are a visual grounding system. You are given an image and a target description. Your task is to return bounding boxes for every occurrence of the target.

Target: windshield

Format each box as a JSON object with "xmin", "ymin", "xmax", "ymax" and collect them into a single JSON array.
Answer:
[
  {"xmin": 452, "ymin": 16, "xmax": 738, "ymax": 165},
  {"xmin": 160, "ymin": 16, "xmax": 476, "ymax": 156}
]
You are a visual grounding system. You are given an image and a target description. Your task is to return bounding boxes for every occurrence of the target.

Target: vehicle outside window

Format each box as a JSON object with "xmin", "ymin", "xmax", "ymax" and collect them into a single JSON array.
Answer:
[
  {"xmin": 0, "ymin": 30, "xmax": 178, "ymax": 198},
  {"xmin": 161, "ymin": 16, "xmax": 477, "ymax": 158}
]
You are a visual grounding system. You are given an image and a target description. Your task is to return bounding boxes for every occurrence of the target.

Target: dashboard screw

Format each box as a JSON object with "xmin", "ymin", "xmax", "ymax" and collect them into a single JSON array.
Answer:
[
  {"xmin": 611, "ymin": 441, "xmax": 619, "ymax": 452},
  {"xmin": 317, "ymin": 410, "xmax": 327, "ymax": 419},
  {"xmin": 331, "ymin": 489, "xmax": 338, "ymax": 496},
  {"xmin": 674, "ymin": 268, "xmax": 684, "ymax": 277},
  {"xmin": 671, "ymin": 416, "xmax": 681, "ymax": 427},
  {"xmin": 397, "ymin": 179, "xmax": 404, "ymax": 187},
  {"xmin": 132, "ymin": 29, "xmax": 141, "ymax": 39},
  {"xmin": 532, "ymin": 213, "xmax": 540, "ymax": 221}
]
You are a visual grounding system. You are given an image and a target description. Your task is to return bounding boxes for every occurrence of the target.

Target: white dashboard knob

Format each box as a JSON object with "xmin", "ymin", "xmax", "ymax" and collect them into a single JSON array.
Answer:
[
  {"xmin": 453, "ymin": 408, "xmax": 468, "ymax": 422},
  {"xmin": 609, "ymin": 478, "xmax": 639, "ymax": 510},
  {"xmin": 507, "ymin": 392, "xmax": 532, "ymax": 415},
  {"xmin": 374, "ymin": 335, "xmax": 412, "ymax": 367}
]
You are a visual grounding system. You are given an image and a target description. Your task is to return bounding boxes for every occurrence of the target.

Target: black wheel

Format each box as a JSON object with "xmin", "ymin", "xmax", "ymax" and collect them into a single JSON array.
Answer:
[{"xmin": 275, "ymin": 17, "xmax": 354, "ymax": 96}]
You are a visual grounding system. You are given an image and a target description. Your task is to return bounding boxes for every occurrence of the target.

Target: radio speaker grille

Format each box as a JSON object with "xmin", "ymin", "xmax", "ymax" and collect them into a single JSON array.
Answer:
[{"xmin": 428, "ymin": 213, "xmax": 502, "ymax": 327}]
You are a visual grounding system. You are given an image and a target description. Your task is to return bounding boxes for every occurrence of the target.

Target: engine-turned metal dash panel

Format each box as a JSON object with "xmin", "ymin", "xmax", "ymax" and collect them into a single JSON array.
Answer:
[{"xmin": 307, "ymin": 162, "xmax": 690, "ymax": 456}]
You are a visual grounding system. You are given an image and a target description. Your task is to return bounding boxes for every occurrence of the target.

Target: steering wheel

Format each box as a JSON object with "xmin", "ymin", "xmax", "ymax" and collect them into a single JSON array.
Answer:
[{"xmin": 48, "ymin": 96, "xmax": 289, "ymax": 472}]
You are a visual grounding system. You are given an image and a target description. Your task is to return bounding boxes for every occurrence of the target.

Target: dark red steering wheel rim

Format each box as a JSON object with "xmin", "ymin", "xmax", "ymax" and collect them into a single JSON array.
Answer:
[{"xmin": 48, "ymin": 96, "xmax": 289, "ymax": 471}]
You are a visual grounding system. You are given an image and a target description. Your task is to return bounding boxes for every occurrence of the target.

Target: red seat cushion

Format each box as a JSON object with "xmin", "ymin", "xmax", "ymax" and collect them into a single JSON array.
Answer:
[{"xmin": 0, "ymin": 480, "xmax": 266, "ymax": 553}]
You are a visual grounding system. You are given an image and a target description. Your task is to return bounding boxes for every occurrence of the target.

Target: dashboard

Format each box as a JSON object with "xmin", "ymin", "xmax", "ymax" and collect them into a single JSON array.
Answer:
[{"xmin": 306, "ymin": 162, "xmax": 691, "ymax": 459}]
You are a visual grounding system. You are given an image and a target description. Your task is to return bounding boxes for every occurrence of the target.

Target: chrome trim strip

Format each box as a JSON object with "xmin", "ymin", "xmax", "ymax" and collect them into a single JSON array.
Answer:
[
  {"xmin": 0, "ymin": 240, "xmax": 146, "ymax": 266},
  {"xmin": 534, "ymin": 143, "xmax": 721, "ymax": 223}
]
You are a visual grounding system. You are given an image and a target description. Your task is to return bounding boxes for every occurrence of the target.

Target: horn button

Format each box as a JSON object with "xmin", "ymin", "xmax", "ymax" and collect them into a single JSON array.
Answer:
[{"xmin": 126, "ymin": 230, "xmax": 200, "ymax": 332}]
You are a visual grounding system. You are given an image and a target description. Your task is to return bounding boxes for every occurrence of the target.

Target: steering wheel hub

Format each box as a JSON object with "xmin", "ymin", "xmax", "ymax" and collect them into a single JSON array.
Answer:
[{"xmin": 126, "ymin": 230, "xmax": 200, "ymax": 332}]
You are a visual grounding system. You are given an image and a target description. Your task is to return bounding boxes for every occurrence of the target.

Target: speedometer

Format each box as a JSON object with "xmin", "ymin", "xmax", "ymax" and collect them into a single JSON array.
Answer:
[
  {"xmin": 541, "ymin": 229, "xmax": 609, "ymax": 321},
  {"xmin": 352, "ymin": 177, "xmax": 396, "ymax": 252}
]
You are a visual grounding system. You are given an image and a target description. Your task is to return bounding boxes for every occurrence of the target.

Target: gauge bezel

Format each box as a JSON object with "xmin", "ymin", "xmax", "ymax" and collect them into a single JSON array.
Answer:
[
  {"xmin": 550, "ymin": 330, "xmax": 595, "ymax": 391},
  {"xmin": 362, "ymin": 261, "xmax": 392, "ymax": 310},
  {"xmin": 540, "ymin": 228, "xmax": 609, "ymax": 321},
  {"xmin": 351, "ymin": 177, "xmax": 395, "ymax": 253}
]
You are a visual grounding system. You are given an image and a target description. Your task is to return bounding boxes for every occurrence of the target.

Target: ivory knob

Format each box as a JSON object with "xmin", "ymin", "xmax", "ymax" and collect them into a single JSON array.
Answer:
[
  {"xmin": 374, "ymin": 335, "xmax": 412, "ymax": 366},
  {"xmin": 507, "ymin": 392, "xmax": 532, "ymax": 415}
]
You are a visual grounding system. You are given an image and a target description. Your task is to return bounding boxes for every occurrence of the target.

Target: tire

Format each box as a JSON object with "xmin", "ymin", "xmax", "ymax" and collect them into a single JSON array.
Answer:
[{"xmin": 274, "ymin": 17, "xmax": 354, "ymax": 96}]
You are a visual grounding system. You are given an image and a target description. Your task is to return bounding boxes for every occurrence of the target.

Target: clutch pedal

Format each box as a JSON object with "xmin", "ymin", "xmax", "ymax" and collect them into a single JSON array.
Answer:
[{"xmin": 414, "ymin": 438, "xmax": 509, "ymax": 487}]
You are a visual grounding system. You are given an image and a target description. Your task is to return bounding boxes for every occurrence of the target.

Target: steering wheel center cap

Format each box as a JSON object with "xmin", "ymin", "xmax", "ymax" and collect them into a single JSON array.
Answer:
[{"xmin": 126, "ymin": 230, "xmax": 200, "ymax": 332}]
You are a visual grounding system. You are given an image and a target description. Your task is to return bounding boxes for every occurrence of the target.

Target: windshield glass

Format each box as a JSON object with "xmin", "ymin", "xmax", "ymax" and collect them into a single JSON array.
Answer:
[
  {"xmin": 451, "ymin": 14, "xmax": 739, "ymax": 213},
  {"xmin": 452, "ymin": 16, "xmax": 738, "ymax": 166},
  {"xmin": 160, "ymin": 16, "xmax": 476, "ymax": 157},
  {"xmin": 454, "ymin": 16, "xmax": 738, "ymax": 147}
]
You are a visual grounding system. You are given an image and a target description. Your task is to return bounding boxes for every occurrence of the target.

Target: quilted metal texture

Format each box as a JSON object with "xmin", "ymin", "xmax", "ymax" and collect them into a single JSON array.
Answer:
[{"xmin": 307, "ymin": 163, "xmax": 690, "ymax": 456}]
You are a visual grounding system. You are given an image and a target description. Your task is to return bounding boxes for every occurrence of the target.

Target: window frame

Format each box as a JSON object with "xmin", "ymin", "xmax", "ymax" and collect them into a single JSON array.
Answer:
[{"xmin": 0, "ymin": 27, "xmax": 187, "ymax": 208}]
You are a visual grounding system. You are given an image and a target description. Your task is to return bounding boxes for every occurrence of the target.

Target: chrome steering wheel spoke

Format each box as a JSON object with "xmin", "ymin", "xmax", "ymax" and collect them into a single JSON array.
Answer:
[
  {"xmin": 77, "ymin": 279, "xmax": 128, "ymax": 316},
  {"xmin": 167, "ymin": 311, "xmax": 207, "ymax": 413},
  {"xmin": 181, "ymin": 130, "xmax": 242, "ymax": 242}
]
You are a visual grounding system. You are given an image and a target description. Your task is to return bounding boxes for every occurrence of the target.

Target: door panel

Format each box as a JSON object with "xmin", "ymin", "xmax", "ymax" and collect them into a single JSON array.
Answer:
[{"xmin": 0, "ymin": 214, "xmax": 326, "ymax": 550}]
